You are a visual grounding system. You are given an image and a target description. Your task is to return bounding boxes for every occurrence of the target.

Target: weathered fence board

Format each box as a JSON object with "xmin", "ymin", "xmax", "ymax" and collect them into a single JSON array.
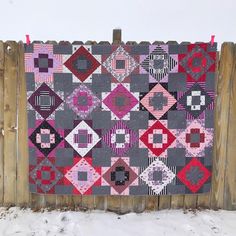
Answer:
[
  {"xmin": 224, "ymin": 43, "xmax": 236, "ymax": 210},
  {"xmin": 3, "ymin": 41, "xmax": 18, "ymax": 206},
  {"xmin": 210, "ymin": 43, "xmax": 234, "ymax": 209},
  {"xmin": 17, "ymin": 42, "xmax": 30, "ymax": 206},
  {"xmin": 0, "ymin": 41, "xmax": 4, "ymax": 205}
]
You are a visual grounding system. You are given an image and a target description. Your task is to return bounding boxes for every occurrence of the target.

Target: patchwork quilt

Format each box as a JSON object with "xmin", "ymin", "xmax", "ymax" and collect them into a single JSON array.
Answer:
[{"xmin": 25, "ymin": 42, "xmax": 217, "ymax": 195}]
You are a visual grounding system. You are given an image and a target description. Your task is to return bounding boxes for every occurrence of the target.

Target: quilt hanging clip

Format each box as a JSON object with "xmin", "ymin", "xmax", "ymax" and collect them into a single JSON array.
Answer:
[
  {"xmin": 210, "ymin": 35, "xmax": 215, "ymax": 46},
  {"xmin": 26, "ymin": 34, "xmax": 31, "ymax": 45}
]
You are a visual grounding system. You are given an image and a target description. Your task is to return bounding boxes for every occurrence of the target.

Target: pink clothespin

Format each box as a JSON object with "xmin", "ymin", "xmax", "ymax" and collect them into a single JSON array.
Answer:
[
  {"xmin": 26, "ymin": 34, "xmax": 31, "ymax": 45},
  {"xmin": 210, "ymin": 35, "xmax": 215, "ymax": 46}
]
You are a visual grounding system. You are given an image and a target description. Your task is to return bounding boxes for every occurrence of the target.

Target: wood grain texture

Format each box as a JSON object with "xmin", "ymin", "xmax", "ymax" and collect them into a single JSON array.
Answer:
[
  {"xmin": 171, "ymin": 195, "xmax": 184, "ymax": 209},
  {"xmin": 0, "ymin": 41, "xmax": 4, "ymax": 205},
  {"xmin": 197, "ymin": 194, "xmax": 210, "ymax": 209},
  {"xmin": 133, "ymin": 196, "xmax": 145, "ymax": 213},
  {"xmin": 107, "ymin": 196, "xmax": 121, "ymax": 213},
  {"xmin": 113, "ymin": 29, "xmax": 122, "ymax": 45},
  {"xmin": 120, "ymin": 196, "xmax": 133, "ymax": 214},
  {"xmin": 210, "ymin": 43, "xmax": 234, "ymax": 209},
  {"xmin": 3, "ymin": 41, "xmax": 18, "ymax": 206},
  {"xmin": 81, "ymin": 196, "xmax": 94, "ymax": 210},
  {"xmin": 94, "ymin": 196, "xmax": 106, "ymax": 210},
  {"xmin": 145, "ymin": 196, "xmax": 158, "ymax": 211},
  {"xmin": 223, "ymin": 43, "xmax": 236, "ymax": 210},
  {"xmin": 16, "ymin": 42, "xmax": 30, "ymax": 206},
  {"xmin": 184, "ymin": 195, "xmax": 197, "ymax": 209},
  {"xmin": 159, "ymin": 196, "xmax": 171, "ymax": 210}
]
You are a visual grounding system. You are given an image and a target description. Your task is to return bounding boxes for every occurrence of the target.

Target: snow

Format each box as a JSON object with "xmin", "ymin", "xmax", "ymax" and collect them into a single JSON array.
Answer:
[
  {"xmin": 0, "ymin": 0, "xmax": 235, "ymax": 45},
  {"xmin": 0, "ymin": 207, "xmax": 235, "ymax": 236}
]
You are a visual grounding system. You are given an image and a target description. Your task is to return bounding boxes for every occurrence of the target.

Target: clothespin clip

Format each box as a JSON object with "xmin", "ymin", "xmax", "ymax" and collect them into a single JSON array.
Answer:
[
  {"xmin": 26, "ymin": 34, "xmax": 31, "ymax": 45},
  {"xmin": 210, "ymin": 35, "xmax": 215, "ymax": 47}
]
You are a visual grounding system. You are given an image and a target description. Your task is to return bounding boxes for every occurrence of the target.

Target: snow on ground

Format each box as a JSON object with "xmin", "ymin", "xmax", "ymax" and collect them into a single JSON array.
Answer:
[{"xmin": 0, "ymin": 207, "xmax": 235, "ymax": 236}]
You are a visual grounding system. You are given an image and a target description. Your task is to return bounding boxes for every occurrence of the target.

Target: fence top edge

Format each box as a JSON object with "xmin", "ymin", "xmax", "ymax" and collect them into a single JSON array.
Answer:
[{"xmin": 0, "ymin": 40, "xmax": 228, "ymax": 46}]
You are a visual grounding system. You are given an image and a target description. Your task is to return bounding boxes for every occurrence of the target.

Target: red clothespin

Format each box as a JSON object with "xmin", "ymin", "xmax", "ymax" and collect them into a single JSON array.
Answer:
[
  {"xmin": 210, "ymin": 35, "xmax": 215, "ymax": 46},
  {"xmin": 26, "ymin": 34, "xmax": 31, "ymax": 45}
]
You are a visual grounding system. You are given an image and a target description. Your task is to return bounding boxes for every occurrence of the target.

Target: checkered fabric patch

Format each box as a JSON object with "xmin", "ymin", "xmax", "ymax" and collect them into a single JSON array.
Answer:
[{"xmin": 25, "ymin": 42, "xmax": 217, "ymax": 195}]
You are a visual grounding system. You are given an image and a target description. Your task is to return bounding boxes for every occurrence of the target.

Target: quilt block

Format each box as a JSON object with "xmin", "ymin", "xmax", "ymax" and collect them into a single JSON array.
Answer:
[{"xmin": 25, "ymin": 42, "xmax": 217, "ymax": 195}]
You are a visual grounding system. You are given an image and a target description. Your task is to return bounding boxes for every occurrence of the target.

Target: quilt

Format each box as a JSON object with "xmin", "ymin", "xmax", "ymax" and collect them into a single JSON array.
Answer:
[{"xmin": 25, "ymin": 42, "xmax": 217, "ymax": 195}]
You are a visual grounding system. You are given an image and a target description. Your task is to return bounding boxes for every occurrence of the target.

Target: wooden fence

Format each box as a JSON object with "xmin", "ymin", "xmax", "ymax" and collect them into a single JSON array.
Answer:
[{"xmin": 0, "ymin": 34, "xmax": 236, "ymax": 213}]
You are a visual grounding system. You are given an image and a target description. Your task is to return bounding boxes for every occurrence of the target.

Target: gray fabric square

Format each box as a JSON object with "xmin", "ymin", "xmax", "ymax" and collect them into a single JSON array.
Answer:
[
  {"xmin": 204, "ymin": 147, "xmax": 213, "ymax": 166},
  {"xmin": 116, "ymin": 60, "xmax": 125, "ymax": 69},
  {"xmin": 191, "ymin": 96, "xmax": 201, "ymax": 105},
  {"xmin": 169, "ymin": 44, "xmax": 188, "ymax": 54},
  {"xmin": 92, "ymin": 45, "xmax": 112, "ymax": 55},
  {"xmin": 53, "ymin": 44, "xmax": 72, "ymax": 54},
  {"xmin": 128, "ymin": 148, "xmax": 149, "ymax": 166},
  {"xmin": 153, "ymin": 171, "xmax": 163, "ymax": 181},
  {"xmin": 42, "ymin": 171, "xmax": 50, "ymax": 180},
  {"xmin": 206, "ymin": 72, "xmax": 215, "ymax": 90},
  {"xmin": 92, "ymin": 186, "xmax": 110, "ymax": 195},
  {"xmin": 26, "ymin": 73, "xmax": 35, "ymax": 91},
  {"xmin": 115, "ymin": 171, "xmax": 125, "ymax": 182},
  {"xmin": 92, "ymin": 147, "xmax": 112, "ymax": 167},
  {"xmin": 92, "ymin": 111, "xmax": 112, "ymax": 129},
  {"xmin": 168, "ymin": 73, "xmax": 187, "ymax": 92},
  {"xmin": 55, "ymin": 148, "xmax": 74, "ymax": 166},
  {"xmin": 54, "ymin": 73, "xmax": 73, "ymax": 92},
  {"xmin": 130, "ymin": 45, "xmax": 149, "ymax": 55},
  {"xmin": 29, "ymin": 147, "xmax": 37, "ymax": 165},
  {"xmin": 116, "ymin": 134, "xmax": 125, "ymax": 143},
  {"xmin": 153, "ymin": 134, "xmax": 162, "ymax": 143},
  {"xmin": 40, "ymin": 95, "xmax": 51, "ymax": 106},
  {"xmin": 205, "ymin": 110, "xmax": 214, "ymax": 128},
  {"xmin": 55, "ymin": 185, "xmax": 73, "ymax": 194},
  {"xmin": 41, "ymin": 134, "xmax": 50, "ymax": 143},
  {"xmin": 38, "ymin": 58, "xmax": 49, "ymax": 68},
  {"xmin": 78, "ymin": 96, "xmax": 88, "ymax": 106},
  {"xmin": 168, "ymin": 110, "xmax": 186, "ymax": 129},
  {"xmin": 154, "ymin": 59, "xmax": 164, "ymax": 69},
  {"xmin": 55, "ymin": 109, "xmax": 76, "ymax": 129},
  {"xmin": 115, "ymin": 96, "xmax": 125, "ymax": 107},
  {"xmin": 76, "ymin": 59, "xmax": 88, "ymax": 69},
  {"xmin": 190, "ymin": 133, "xmax": 200, "ymax": 143},
  {"xmin": 128, "ymin": 111, "xmax": 149, "ymax": 130},
  {"xmin": 78, "ymin": 171, "xmax": 87, "ymax": 181},
  {"xmin": 130, "ymin": 75, "xmax": 149, "ymax": 92},
  {"xmin": 167, "ymin": 148, "xmax": 186, "ymax": 166},
  {"xmin": 78, "ymin": 134, "xmax": 87, "ymax": 143},
  {"xmin": 28, "ymin": 110, "xmax": 36, "ymax": 128},
  {"xmin": 91, "ymin": 74, "xmax": 111, "ymax": 93},
  {"xmin": 129, "ymin": 185, "xmax": 149, "ymax": 195}
]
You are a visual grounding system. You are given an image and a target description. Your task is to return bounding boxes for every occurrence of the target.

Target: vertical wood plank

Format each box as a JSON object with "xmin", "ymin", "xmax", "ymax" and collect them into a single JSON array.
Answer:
[
  {"xmin": 120, "ymin": 196, "xmax": 133, "ymax": 214},
  {"xmin": 159, "ymin": 196, "xmax": 171, "ymax": 210},
  {"xmin": 113, "ymin": 29, "xmax": 122, "ymax": 45},
  {"xmin": 94, "ymin": 196, "xmax": 106, "ymax": 210},
  {"xmin": 223, "ymin": 43, "xmax": 236, "ymax": 210},
  {"xmin": 171, "ymin": 195, "xmax": 184, "ymax": 209},
  {"xmin": 145, "ymin": 196, "xmax": 158, "ymax": 211},
  {"xmin": 184, "ymin": 195, "xmax": 197, "ymax": 209},
  {"xmin": 72, "ymin": 196, "xmax": 82, "ymax": 210},
  {"xmin": 3, "ymin": 41, "xmax": 18, "ymax": 206},
  {"xmin": 210, "ymin": 43, "xmax": 234, "ymax": 209},
  {"xmin": 197, "ymin": 194, "xmax": 210, "ymax": 209},
  {"xmin": 81, "ymin": 196, "xmax": 94, "ymax": 210},
  {"xmin": 16, "ymin": 42, "xmax": 29, "ymax": 207},
  {"xmin": 133, "ymin": 196, "xmax": 145, "ymax": 213},
  {"xmin": 107, "ymin": 196, "xmax": 121, "ymax": 213},
  {"xmin": 0, "ymin": 41, "xmax": 4, "ymax": 205}
]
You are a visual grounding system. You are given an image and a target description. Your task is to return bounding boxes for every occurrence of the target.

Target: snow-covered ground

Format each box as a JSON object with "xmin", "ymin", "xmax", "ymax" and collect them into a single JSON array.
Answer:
[{"xmin": 0, "ymin": 208, "xmax": 235, "ymax": 236}]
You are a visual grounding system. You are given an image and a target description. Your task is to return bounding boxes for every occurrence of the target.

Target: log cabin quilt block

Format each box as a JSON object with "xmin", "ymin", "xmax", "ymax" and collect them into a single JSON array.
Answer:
[{"xmin": 25, "ymin": 42, "xmax": 217, "ymax": 195}]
